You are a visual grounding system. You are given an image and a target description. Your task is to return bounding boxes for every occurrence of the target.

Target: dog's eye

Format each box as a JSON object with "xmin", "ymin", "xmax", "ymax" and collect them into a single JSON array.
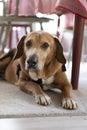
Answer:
[
  {"xmin": 41, "ymin": 42, "xmax": 49, "ymax": 49},
  {"xmin": 26, "ymin": 41, "xmax": 32, "ymax": 47}
]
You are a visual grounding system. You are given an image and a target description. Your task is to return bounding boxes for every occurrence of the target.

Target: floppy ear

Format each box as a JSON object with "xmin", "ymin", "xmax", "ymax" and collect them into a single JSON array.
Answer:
[
  {"xmin": 14, "ymin": 35, "xmax": 26, "ymax": 60},
  {"xmin": 54, "ymin": 37, "xmax": 66, "ymax": 64}
]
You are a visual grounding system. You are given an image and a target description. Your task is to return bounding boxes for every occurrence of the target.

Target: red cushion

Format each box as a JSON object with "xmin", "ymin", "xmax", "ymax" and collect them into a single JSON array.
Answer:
[{"xmin": 55, "ymin": 0, "xmax": 87, "ymax": 19}]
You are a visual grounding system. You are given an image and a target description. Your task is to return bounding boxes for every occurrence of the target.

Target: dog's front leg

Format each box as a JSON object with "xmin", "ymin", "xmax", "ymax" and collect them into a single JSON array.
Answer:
[
  {"xmin": 18, "ymin": 80, "xmax": 51, "ymax": 106},
  {"xmin": 61, "ymin": 83, "xmax": 77, "ymax": 110},
  {"xmin": 54, "ymin": 72, "xmax": 77, "ymax": 109}
]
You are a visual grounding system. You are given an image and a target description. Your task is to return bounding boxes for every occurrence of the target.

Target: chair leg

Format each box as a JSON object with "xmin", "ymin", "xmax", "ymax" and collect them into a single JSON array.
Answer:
[
  {"xmin": 9, "ymin": 27, "xmax": 13, "ymax": 49},
  {"xmin": 71, "ymin": 15, "xmax": 85, "ymax": 89},
  {"xmin": 2, "ymin": 23, "xmax": 11, "ymax": 50}
]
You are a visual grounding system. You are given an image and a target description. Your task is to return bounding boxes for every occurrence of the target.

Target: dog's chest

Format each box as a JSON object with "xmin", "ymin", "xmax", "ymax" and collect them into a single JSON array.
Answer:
[
  {"xmin": 41, "ymin": 76, "xmax": 54, "ymax": 90},
  {"xmin": 42, "ymin": 76, "xmax": 54, "ymax": 85}
]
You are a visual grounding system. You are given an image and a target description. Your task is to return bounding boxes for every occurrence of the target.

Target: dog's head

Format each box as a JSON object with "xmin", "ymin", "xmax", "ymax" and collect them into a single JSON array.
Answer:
[{"xmin": 14, "ymin": 31, "xmax": 66, "ymax": 80}]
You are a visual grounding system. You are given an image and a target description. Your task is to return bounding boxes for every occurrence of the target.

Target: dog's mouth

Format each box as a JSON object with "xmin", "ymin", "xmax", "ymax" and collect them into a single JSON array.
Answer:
[
  {"xmin": 25, "ymin": 61, "xmax": 38, "ymax": 81},
  {"xmin": 25, "ymin": 61, "xmax": 45, "ymax": 81},
  {"xmin": 25, "ymin": 55, "xmax": 45, "ymax": 80},
  {"xmin": 25, "ymin": 57, "xmax": 39, "ymax": 81}
]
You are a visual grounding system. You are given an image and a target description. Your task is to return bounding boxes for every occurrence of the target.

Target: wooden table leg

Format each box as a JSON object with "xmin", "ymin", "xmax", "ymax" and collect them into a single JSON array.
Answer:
[{"xmin": 71, "ymin": 15, "xmax": 85, "ymax": 89}]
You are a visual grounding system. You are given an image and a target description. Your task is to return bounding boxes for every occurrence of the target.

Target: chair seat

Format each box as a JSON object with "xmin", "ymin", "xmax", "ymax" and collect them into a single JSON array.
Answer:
[{"xmin": 55, "ymin": 0, "xmax": 87, "ymax": 19}]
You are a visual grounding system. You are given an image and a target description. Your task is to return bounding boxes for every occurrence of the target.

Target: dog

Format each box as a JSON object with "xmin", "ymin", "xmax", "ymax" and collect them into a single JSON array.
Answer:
[{"xmin": 0, "ymin": 31, "xmax": 77, "ymax": 109}]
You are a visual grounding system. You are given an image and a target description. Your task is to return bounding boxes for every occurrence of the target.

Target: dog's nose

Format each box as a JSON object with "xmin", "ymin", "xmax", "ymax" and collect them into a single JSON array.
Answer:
[{"xmin": 27, "ymin": 55, "xmax": 38, "ymax": 68}]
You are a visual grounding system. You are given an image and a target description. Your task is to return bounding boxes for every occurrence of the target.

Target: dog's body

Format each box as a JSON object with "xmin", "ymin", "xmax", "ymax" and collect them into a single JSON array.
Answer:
[{"xmin": 0, "ymin": 31, "xmax": 77, "ymax": 109}]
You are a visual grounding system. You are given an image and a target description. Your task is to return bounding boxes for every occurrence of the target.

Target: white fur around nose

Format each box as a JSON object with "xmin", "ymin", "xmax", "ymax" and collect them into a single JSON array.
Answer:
[
  {"xmin": 25, "ymin": 48, "xmax": 37, "ymax": 70},
  {"xmin": 26, "ymin": 48, "xmax": 36, "ymax": 57}
]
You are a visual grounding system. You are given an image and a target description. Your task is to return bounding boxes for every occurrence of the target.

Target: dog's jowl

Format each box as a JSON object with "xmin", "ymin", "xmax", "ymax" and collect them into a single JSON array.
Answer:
[{"xmin": 0, "ymin": 31, "xmax": 77, "ymax": 109}]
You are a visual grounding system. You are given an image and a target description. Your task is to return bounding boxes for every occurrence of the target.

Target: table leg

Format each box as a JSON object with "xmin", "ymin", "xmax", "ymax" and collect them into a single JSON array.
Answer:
[{"xmin": 71, "ymin": 15, "xmax": 85, "ymax": 89}]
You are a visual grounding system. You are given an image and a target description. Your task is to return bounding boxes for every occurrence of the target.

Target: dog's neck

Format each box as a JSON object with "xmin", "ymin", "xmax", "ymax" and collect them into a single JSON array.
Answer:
[
  {"xmin": 31, "ymin": 75, "xmax": 54, "ymax": 91},
  {"xmin": 28, "ymin": 61, "xmax": 61, "ymax": 85}
]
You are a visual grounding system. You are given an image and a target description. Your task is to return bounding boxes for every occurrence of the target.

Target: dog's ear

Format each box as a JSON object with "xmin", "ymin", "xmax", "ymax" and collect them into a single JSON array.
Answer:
[
  {"xmin": 14, "ymin": 35, "xmax": 26, "ymax": 60},
  {"xmin": 54, "ymin": 37, "xmax": 66, "ymax": 64}
]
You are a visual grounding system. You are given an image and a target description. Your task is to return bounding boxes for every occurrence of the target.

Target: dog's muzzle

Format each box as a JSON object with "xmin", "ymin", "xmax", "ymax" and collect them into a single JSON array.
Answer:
[{"xmin": 27, "ymin": 55, "xmax": 38, "ymax": 69}]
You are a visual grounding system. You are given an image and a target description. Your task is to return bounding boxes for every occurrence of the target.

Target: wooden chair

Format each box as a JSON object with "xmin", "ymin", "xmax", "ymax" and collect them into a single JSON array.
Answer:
[
  {"xmin": 0, "ymin": 0, "xmax": 51, "ymax": 51},
  {"xmin": 55, "ymin": 0, "xmax": 87, "ymax": 89}
]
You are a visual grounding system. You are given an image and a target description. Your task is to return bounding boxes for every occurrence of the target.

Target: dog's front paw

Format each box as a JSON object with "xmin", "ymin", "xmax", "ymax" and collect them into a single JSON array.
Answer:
[
  {"xmin": 35, "ymin": 94, "xmax": 52, "ymax": 106},
  {"xmin": 62, "ymin": 98, "xmax": 77, "ymax": 110}
]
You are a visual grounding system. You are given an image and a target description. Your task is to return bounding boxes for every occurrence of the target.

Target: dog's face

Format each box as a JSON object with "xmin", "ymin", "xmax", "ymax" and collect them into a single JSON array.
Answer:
[
  {"xmin": 24, "ymin": 32, "xmax": 55, "ymax": 71},
  {"xmin": 14, "ymin": 31, "xmax": 66, "ymax": 80}
]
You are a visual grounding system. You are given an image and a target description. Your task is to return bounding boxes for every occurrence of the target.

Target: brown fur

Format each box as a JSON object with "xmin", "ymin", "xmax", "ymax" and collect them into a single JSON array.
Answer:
[{"xmin": 0, "ymin": 31, "xmax": 77, "ymax": 109}]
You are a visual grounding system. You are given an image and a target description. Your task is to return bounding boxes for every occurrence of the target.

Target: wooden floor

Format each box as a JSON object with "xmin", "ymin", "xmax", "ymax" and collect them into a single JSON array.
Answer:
[{"xmin": 0, "ymin": 116, "xmax": 87, "ymax": 130}]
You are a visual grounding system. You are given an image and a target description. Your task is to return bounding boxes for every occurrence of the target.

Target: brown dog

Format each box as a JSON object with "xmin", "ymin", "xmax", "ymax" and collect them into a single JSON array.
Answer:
[{"xmin": 0, "ymin": 31, "xmax": 77, "ymax": 109}]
